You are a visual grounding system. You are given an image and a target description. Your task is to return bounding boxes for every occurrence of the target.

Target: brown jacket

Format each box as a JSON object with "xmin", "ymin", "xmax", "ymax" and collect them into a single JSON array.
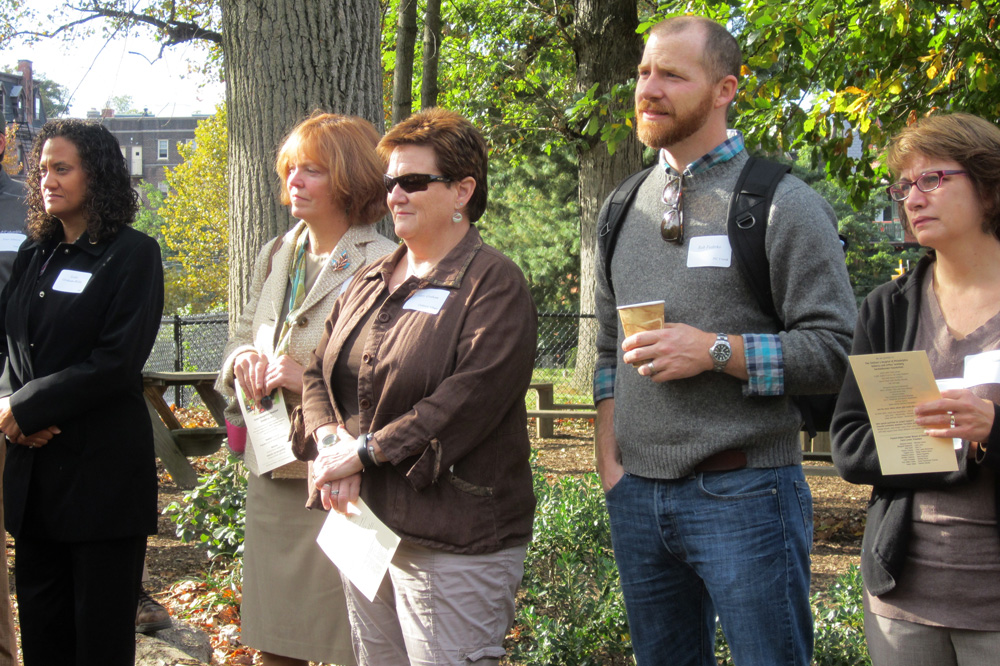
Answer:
[{"xmin": 301, "ymin": 227, "xmax": 537, "ymax": 554}]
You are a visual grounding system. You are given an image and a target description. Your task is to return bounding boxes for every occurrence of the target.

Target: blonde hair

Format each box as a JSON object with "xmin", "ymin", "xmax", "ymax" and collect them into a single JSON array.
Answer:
[{"xmin": 275, "ymin": 112, "xmax": 387, "ymax": 225}]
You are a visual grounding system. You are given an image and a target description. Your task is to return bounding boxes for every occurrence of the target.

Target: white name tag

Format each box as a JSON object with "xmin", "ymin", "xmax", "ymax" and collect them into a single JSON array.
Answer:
[
  {"xmin": 52, "ymin": 269, "xmax": 92, "ymax": 294},
  {"xmin": 0, "ymin": 233, "xmax": 25, "ymax": 252},
  {"xmin": 338, "ymin": 276, "xmax": 353, "ymax": 296},
  {"xmin": 687, "ymin": 235, "xmax": 732, "ymax": 268},
  {"xmin": 403, "ymin": 288, "xmax": 450, "ymax": 314}
]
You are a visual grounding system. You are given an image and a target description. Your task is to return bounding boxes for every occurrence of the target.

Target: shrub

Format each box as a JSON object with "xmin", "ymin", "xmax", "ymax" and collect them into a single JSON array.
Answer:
[
  {"xmin": 164, "ymin": 453, "xmax": 247, "ymax": 559},
  {"xmin": 509, "ymin": 471, "xmax": 632, "ymax": 665}
]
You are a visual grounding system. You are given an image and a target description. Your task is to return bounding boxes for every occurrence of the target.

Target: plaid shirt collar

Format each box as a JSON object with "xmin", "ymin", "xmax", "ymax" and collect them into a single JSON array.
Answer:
[{"xmin": 659, "ymin": 130, "xmax": 745, "ymax": 177}]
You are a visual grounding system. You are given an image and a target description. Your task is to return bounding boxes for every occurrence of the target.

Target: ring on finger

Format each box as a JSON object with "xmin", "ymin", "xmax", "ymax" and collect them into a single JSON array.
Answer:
[
  {"xmin": 646, "ymin": 361, "xmax": 655, "ymax": 374},
  {"xmin": 950, "ymin": 414, "xmax": 956, "ymax": 428},
  {"xmin": 331, "ymin": 490, "xmax": 340, "ymax": 496}
]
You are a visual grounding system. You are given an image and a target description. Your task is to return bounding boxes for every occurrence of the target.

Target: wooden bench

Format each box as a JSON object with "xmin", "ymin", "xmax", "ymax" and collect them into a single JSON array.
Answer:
[
  {"xmin": 143, "ymin": 371, "xmax": 228, "ymax": 489},
  {"xmin": 528, "ymin": 382, "xmax": 597, "ymax": 438}
]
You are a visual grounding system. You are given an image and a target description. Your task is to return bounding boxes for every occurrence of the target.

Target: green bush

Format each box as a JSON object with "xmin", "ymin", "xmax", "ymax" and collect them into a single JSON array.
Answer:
[
  {"xmin": 510, "ymin": 471, "xmax": 631, "ymax": 665},
  {"xmin": 164, "ymin": 453, "xmax": 247, "ymax": 559},
  {"xmin": 811, "ymin": 565, "xmax": 870, "ymax": 666}
]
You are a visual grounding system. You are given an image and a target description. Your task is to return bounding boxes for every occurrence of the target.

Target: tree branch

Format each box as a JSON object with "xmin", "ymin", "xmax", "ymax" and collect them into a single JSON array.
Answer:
[{"xmin": 17, "ymin": 3, "xmax": 221, "ymax": 46}]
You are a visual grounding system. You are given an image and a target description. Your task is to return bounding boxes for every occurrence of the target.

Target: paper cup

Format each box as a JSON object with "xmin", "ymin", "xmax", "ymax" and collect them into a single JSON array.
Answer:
[{"xmin": 617, "ymin": 300, "xmax": 665, "ymax": 366}]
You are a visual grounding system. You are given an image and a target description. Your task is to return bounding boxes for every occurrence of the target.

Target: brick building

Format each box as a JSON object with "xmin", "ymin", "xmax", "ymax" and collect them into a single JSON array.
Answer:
[
  {"xmin": 87, "ymin": 109, "xmax": 207, "ymax": 195},
  {"xmin": 1, "ymin": 59, "xmax": 48, "ymax": 174}
]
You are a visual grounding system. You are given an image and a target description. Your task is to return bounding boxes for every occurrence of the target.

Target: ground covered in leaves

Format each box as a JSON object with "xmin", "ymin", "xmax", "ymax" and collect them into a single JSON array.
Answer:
[{"xmin": 2, "ymin": 412, "xmax": 867, "ymax": 665}]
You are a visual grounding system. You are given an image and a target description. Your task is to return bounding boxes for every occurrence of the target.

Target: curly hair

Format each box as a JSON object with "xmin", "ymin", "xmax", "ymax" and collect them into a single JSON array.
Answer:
[
  {"xmin": 378, "ymin": 108, "xmax": 489, "ymax": 223},
  {"xmin": 25, "ymin": 119, "xmax": 139, "ymax": 243}
]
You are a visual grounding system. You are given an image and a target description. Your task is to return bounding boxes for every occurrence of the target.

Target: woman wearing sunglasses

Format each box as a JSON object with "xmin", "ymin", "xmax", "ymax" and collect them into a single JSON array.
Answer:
[
  {"xmin": 832, "ymin": 113, "xmax": 1000, "ymax": 665},
  {"xmin": 216, "ymin": 112, "xmax": 396, "ymax": 666},
  {"xmin": 299, "ymin": 108, "xmax": 537, "ymax": 665}
]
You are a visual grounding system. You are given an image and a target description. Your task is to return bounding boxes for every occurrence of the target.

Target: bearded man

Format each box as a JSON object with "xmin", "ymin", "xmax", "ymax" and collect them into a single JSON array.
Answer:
[{"xmin": 593, "ymin": 16, "xmax": 857, "ymax": 666}]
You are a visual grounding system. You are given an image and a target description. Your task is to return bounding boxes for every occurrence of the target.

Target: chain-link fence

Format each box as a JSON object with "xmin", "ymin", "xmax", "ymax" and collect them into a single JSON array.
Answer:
[
  {"xmin": 535, "ymin": 313, "xmax": 597, "ymax": 402},
  {"xmin": 145, "ymin": 313, "xmax": 230, "ymax": 407},
  {"xmin": 145, "ymin": 312, "xmax": 599, "ymax": 407}
]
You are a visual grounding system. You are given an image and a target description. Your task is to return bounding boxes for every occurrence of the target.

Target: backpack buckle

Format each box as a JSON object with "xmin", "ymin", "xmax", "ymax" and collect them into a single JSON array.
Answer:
[{"xmin": 736, "ymin": 212, "xmax": 756, "ymax": 229}]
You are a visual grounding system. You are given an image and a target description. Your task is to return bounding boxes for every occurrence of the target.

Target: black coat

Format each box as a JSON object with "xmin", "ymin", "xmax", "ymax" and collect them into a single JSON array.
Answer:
[
  {"xmin": 831, "ymin": 254, "xmax": 1000, "ymax": 595},
  {"xmin": 0, "ymin": 226, "xmax": 164, "ymax": 541}
]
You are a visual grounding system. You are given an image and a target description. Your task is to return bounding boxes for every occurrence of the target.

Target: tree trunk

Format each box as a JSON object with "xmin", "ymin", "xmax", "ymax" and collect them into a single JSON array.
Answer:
[
  {"xmin": 221, "ymin": 0, "xmax": 384, "ymax": 330},
  {"xmin": 572, "ymin": 0, "xmax": 644, "ymax": 386},
  {"xmin": 420, "ymin": 0, "xmax": 442, "ymax": 109},
  {"xmin": 392, "ymin": 0, "xmax": 419, "ymax": 126}
]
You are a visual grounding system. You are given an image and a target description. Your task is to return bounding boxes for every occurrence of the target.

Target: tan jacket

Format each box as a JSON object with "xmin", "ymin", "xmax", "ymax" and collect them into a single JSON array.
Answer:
[
  {"xmin": 301, "ymin": 227, "xmax": 538, "ymax": 554},
  {"xmin": 217, "ymin": 222, "xmax": 397, "ymax": 476}
]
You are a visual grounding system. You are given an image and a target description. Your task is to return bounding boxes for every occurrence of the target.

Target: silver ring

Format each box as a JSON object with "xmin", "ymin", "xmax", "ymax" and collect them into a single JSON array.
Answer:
[
  {"xmin": 950, "ymin": 414, "xmax": 956, "ymax": 428},
  {"xmin": 646, "ymin": 361, "xmax": 655, "ymax": 373},
  {"xmin": 331, "ymin": 490, "xmax": 340, "ymax": 496}
]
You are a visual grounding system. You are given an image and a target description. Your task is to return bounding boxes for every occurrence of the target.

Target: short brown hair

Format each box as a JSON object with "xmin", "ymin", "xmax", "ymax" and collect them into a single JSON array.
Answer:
[
  {"xmin": 275, "ymin": 112, "xmax": 387, "ymax": 226},
  {"xmin": 651, "ymin": 15, "xmax": 741, "ymax": 83},
  {"xmin": 885, "ymin": 113, "xmax": 1000, "ymax": 242},
  {"xmin": 378, "ymin": 108, "xmax": 488, "ymax": 223}
]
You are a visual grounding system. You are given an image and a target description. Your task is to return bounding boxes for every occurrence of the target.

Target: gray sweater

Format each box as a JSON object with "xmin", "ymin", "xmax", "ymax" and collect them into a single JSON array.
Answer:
[{"xmin": 595, "ymin": 150, "xmax": 857, "ymax": 479}]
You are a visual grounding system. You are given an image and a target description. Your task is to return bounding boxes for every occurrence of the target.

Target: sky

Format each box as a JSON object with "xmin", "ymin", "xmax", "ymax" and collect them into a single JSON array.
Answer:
[{"xmin": 1, "ymin": 2, "xmax": 225, "ymax": 118}]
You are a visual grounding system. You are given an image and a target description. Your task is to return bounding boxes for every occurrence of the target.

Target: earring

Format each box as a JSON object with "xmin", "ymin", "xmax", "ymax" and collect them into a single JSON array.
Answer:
[{"xmin": 452, "ymin": 210, "xmax": 463, "ymax": 224}]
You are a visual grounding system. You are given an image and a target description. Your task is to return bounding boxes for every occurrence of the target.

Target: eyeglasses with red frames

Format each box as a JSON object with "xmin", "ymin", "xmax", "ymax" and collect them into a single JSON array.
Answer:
[
  {"xmin": 886, "ymin": 170, "xmax": 968, "ymax": 202},
  {"xmin": 383, "ymin": 173, "xmax": 453, "ymax": 193},
  {"xmin": 661, "ymin": 174, "xmax": 683, "ymax": 244}
]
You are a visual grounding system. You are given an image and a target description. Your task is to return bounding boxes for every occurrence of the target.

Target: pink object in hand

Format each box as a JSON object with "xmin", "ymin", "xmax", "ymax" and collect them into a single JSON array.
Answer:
[{"xmin": 226, "ymin": 421, "xmax": 247, "ymax": 454}]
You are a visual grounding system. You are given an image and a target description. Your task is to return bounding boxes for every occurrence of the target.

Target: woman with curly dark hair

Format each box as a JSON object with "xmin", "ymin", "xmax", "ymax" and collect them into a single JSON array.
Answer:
[{"xmin": 0, "ymin": 119, "xmax": 164, "ymax": 665}]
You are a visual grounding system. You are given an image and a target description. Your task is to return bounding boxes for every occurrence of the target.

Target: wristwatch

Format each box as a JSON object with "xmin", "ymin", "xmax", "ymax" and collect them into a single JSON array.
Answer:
[{"xmin": 709, "ymin": 333, "xmax": 732, "ymax": 372}]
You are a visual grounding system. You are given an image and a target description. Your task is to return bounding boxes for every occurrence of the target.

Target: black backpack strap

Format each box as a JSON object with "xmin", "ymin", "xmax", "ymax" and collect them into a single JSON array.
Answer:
[
  {"xmin": 598, "ymin": 165, "xmax": 656, "ymax": 298},
  {"xmin": 726, "ymin": 156, "xmax": 790, "ymax": 321}
]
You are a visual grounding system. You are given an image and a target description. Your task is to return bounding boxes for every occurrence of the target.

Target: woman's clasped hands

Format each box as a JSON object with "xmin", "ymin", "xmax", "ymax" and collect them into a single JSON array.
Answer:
[
  {"xmin": 312, "ymin": 424, "xmax": 364, "ymax": 514},
  {"xmin": 233, "ymin": 351, "xmax": 305, "ymax": 399},
  {"xmin": 0, "ymin": 396, "xmax": 60, "ymax": 448}
]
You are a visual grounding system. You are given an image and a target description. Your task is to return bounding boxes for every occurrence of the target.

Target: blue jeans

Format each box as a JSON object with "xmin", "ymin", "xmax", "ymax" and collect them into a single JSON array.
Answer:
[{"xmin": 605, "ymin": 466, "xmax": 814, "ymax": 666}]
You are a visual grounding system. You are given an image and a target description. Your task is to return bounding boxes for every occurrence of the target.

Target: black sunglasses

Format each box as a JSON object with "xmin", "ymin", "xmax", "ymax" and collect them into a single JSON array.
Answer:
[{"xmin": 383, "ymin": 173, "xmax": 453, "ymax": 193}]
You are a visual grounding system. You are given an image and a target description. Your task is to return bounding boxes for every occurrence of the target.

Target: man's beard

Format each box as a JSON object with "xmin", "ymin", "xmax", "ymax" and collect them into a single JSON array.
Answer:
[{"xmin": 636, "ymin": 91, "xmax": 715, "ymax": 149}]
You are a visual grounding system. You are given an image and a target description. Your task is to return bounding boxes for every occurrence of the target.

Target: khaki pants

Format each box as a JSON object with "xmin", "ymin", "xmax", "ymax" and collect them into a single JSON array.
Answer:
[
  {"xmin": 866, "ymin": 609, "xmax": 1000, "ymax": 666},
  {"xmin": 342, "ymin": 541, "xmax": 527, "ymax": 666}
]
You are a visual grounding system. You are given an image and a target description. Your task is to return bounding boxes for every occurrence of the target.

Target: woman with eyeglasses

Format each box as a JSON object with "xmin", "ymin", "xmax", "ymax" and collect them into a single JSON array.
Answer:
[
  {"xmin": 216, "ymin": 112, "xmax": 396, "ymax": 666},
  {"xmin": 299, "ymin": 108, "xmax": 537, "ymax": 665},
  {"xmin": 831, "ymin": 113, "xmax": 1000, "ymax": 665}
]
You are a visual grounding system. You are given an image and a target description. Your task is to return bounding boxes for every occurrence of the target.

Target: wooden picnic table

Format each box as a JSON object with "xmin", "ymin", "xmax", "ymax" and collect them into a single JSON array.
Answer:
[
  {"xmin": 527, "ymin": 382, "xmax": 597, "ymax": 438},
  {"xmin": 143, "ymin": 370, "xmax": 228, "ymax": 489}
]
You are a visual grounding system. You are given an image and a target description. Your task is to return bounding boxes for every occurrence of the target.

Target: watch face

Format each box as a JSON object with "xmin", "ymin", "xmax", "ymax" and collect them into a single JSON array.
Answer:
[{"xmin": 710, "ymin": 342, "xmax": 731, "ymax": 363}]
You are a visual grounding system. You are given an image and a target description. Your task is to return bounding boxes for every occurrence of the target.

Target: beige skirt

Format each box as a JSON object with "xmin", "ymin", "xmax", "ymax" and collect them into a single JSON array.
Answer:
[{"xmin": 241, "ymin": 472, "xmax": 356, "ymax": 664}]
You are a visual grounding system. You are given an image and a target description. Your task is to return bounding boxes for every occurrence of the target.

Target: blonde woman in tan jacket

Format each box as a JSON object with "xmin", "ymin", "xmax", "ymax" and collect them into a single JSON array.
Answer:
[{"xmin": 217, "ymin": 112, "xmax": 397, "ymax": 666}]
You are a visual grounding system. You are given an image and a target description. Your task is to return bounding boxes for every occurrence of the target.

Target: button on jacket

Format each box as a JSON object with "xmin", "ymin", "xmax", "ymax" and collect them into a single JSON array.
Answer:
[
  {"xmin": 301, "ymin": 227, "xmax": 537, "ymax": 554},
  {"xmin": 0, "ymin": 226, "xmax": 164, "ymax": 541}
]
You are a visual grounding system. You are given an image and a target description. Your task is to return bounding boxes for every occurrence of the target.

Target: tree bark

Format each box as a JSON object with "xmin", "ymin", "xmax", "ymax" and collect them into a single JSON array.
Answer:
[
  {"xmin": 420, "ymin": 0, "xmax": 442, "ymax": 109},
  {"xmin": 392, "ymin": 0, "xmax": 418, "ymax": 126},
  {"xmin": 572, "ymin": 0, "xmax": 644, "ymax": 385},
  {"xmin": 221, "ymin": 0, "xmax": 384, "ymax": 330}
]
